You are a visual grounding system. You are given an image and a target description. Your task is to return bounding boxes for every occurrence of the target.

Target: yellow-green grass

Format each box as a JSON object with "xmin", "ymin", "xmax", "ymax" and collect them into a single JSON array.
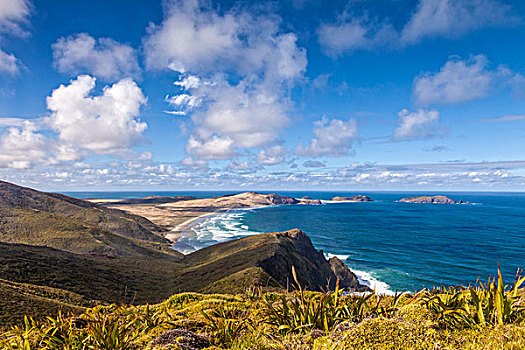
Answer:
[{"xmin": 1, "ymin": 267, "xmax": 524, "ymax": 349}]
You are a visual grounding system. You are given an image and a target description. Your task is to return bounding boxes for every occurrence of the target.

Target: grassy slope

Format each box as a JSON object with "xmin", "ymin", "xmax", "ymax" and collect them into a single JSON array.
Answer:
[
  {"xmin": 0, "ymin": 207, "xmax": 181, "ymax": 258},
  {"xmin": 0, "ymin": 181, "xmax": 183, "ymax": 259},
  {"xmin": 0, "ymin": 181, "xmax": 172, "ymax": 243},
  {"xmin": 0, "ymin": 243, "xmax": 183, "ymax": 307},
  {"xmin": 0, "ymin": 229, "xmax": 354, "ymax": 326},
  {"xmin": 0, "ymin": 279, "xmax": 90, "ymax": 326}
]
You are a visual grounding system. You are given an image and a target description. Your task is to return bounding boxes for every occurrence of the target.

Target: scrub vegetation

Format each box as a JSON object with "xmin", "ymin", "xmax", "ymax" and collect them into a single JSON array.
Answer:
[{"xmin": 1, "ymin": 266, "xmax": 524, "ymax": 349}]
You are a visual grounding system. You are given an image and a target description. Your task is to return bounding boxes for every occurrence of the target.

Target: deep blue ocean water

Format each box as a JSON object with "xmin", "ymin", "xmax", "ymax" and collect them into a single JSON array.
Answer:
[{"xmin": 65, "ymin": 191, "xmax": 525, "ymax": 293}]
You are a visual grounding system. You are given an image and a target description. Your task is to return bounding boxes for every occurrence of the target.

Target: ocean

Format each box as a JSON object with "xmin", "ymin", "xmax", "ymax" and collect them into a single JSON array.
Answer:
[{"xmin": 65, "ymin": 191, "xmax": 525, "ymax": 294}]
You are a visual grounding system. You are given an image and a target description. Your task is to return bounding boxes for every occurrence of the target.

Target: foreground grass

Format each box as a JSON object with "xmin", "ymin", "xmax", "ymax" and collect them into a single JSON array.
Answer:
[{"xmin": 1, "ymin": 267, "xmax": 524, "ymax": 349}]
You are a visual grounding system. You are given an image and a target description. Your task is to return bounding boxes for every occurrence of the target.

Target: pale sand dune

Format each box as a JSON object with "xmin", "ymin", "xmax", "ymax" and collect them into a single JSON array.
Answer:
[{"xmin": 89, "ymin": 192, "xmax": 321, "ymax": 240}]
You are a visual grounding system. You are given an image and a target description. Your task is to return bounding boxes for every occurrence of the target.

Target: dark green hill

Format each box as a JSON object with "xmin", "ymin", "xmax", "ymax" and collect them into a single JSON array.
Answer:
[
  {"xmin": 0, "ymin": 181, "xmax": 182, "ymax": 259},
  {"xmin": 0, "ymin": 242, "xmax": 182, "ymax": 305},
  {"xmin": 181, "ymin": 229, "xmax": 368, "ymax": 292},
  {"xmin": 0, "ymin": 181, "xmax": 167, "ymax": 242}
]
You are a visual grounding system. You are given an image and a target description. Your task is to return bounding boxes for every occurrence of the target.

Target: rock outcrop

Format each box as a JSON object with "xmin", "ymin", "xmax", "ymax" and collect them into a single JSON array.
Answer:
[
  {"xmin": 399, "ymin": 195, "xmax": 456, "ymax": 204},
  {"xmin": 331, "ymin": 195, "xmax": 373, "ymax": 202},
  {"xmin": 183, "ymin": 229, "xmax": 369, "ymax": 293},
  {"xmin": 329, "ymin": 257, "xmax": 370, "ymax": 292}
]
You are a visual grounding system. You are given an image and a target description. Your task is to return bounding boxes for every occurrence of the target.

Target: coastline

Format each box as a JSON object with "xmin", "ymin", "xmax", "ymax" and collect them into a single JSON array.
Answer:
[
  {"xmin": 165, "ymin": 209, "xmax": 230, "ymax": 243},
  {"xmin": 87, "ymin": 193, "xmax": 400, "ymax": 293}
]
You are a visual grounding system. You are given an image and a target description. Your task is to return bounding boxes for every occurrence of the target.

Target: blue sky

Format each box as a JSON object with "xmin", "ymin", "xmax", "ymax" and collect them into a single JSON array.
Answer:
[{"xmin": 0, "ymin": 0, "xmax": 524, "ymax": 191}]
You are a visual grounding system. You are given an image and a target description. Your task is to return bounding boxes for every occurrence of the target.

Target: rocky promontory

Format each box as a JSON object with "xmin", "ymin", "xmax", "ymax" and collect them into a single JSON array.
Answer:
[
  {"xmin": 399, "ymin": 195, "xmax": 456, "ymax": 204},
  {"xmin": 330, "ymin": 195, "xmax": 373, "ymax": 202}
]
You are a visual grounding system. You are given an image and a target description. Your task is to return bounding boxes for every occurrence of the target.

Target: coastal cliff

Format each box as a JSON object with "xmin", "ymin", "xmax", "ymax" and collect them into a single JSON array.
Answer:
[{"xmin": 180, "ymin": 228, "xmax": 369, "ymax": 293}]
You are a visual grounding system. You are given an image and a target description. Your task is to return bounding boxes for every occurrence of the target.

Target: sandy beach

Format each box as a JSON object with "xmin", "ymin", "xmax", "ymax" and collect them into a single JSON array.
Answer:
[
  {"xmin": 164, "ymin": 209, "xmax": 229, "ymax": 242},
  {"xmin": 88, "ymin": 192, "xmax": 321, "ymax": 240}
]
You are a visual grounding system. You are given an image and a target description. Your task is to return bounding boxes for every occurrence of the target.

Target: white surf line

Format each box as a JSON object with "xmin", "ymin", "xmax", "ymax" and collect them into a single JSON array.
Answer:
[{"xmin": 165, "ymin": 209, "xmax": 229, "ymax": 243}]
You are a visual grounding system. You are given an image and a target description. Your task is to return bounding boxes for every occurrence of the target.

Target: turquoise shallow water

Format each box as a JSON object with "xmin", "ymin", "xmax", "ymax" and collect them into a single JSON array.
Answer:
[{"xmin": 66, "ymin": 191, "xmax": 525, "ymax": 293}]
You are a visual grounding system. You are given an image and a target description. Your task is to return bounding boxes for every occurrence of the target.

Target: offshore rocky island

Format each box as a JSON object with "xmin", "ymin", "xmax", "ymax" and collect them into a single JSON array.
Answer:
[{"xmin": 0, "ymin": 181, "xmax": 522, "ymax": 349}]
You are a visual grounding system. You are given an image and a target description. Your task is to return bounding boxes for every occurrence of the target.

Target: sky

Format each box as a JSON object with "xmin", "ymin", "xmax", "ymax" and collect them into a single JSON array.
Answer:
[{"xmin": 0, "ymin": 0, "xmax": 524, "ymax": 191}]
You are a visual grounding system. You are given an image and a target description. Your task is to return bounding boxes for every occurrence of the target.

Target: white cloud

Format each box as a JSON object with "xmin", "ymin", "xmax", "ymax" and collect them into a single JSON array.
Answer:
[
  {"xmin": 0, "ymin": 117, "xmax": 27, "ymax": 127},
  {"xmin": 257, "ymin": 145, "xmax": 286, "ymax": 165},
  {"xmin": 144, "ymin": 0, "xmax": 240, "ymax": 72},
  {"xmin": 297, "ymin": 117, "xmax": 358, "ymax": 157},
  {"xmin": 190, "ymin": 78, "xmax": 291, "ymax": 150},
  {"xmin": 0, "ymin": 49, "xmax": 18, "ymax": 74},
  {"xmin": 165, "ymin": 92, "xmax": 202, "ymax": 115},
  {"xmin": 185, "ymin": 135, "xmax": 236, "ymax": 160},
  {"xmin": 52, "ymin": 33, "xmax": 141, "ymax": 81},
  {"xmin": 0, "ymin": 0, "xmax": 30, "ymax": 75},
  {"xmin": 413, "ymin": 55, "xmax": 524, "ymax": 106},
  {"xmin": 0, "ymin": 121, "xmax": 51, "ymax": 169},
  {"xmin": 317, "ymin": 0, "xmax": 518, "ymax": 56},
  {"xmin": 393, "ymin": 109, "xmax": 443, "ymax": 140},
  {"xmin": 144, "ymin": 0, "xmax": 306, "ymax": 161},
  {"xmin": 318, "ymin": 18, "xmax": 396, "ymax": 56},
  {"xmin": 0, "ymin": 0, "xmax": 30, "ymax": 36},
  {"xmin": 45, "ymin": 75, "xmax": 147, "ymax": 158},
  {"xmin": 228, "ymin": 161, "xmax": 252, "ymax": 171},
  {"xmin": 144, "ymin": 1, "xmax": 306, "ymax": 78},
  {"xmin": 414, "ymin": 55, "xmax": 491, "ymax": 105},
  {"xmin": 401, "ymin": 0, "xmax": 518, "ymax": 44}
]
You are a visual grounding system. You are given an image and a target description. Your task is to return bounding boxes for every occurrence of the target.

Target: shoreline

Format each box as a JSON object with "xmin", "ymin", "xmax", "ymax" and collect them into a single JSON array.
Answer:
[
  {"xmin": 165, "ymin": 209, "xmax": 230, "ymax": 243},
  {"xmin": 90, "ymin": 194, "xmax": 393, "ymax": 293}
]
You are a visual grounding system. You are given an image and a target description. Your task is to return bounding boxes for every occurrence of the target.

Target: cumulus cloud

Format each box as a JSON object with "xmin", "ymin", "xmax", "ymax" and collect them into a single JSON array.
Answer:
[
  {"xmin": 52, "ymin": 33, "xmax": 141, "ymax": 81},
  {"xmin": 318, "ymin": 17, "xmax": 396, "ymax": 56},
  {"xmin": 0, "ymin": 121, "xmax": 52, "ymax": 169},
  {"xmin": 228, "ymin": 161, "xmax": 252, "ymax": 171},
  {"xmin": 45, "ymin": 75, "xmax": 147, "ymax": 158},
  {"xmin": 414, "ymin": 55, "xmax": 500, "ymax": 105},
  {"xmin": 257, "ymin": 145, "xmax": 286, "ymax": 165},
  {"xmin": 414, "ymin": 55, "xmax": 525, "ymax": 106},
  {"xmin": 401, "ymin": 0, "xmax": 518, "ymax": 44},
  {"xmin": 297, "ymin": 117, "xmax": 358, "ymax": 157},
  {"xmin": 144, "ymin": 0, "xmax": 306, "ymax": 161},
  {"xmin": 0, "ymin": 117, "xmax": 28, "ymax": 127},
  {"xmin": 185, "ymin": 135, "xmax": 236, "ymax": 160},
  {"xmin": 393, "ymin": 109, "xmax": 443, "ymax": 140},
  {"xmin": 0, "ymin": 0, "xmax": 30, "ymax": 75},
  {"xmin": 0, "ymin": 0, "xmax": 30, "ymax": 36},
  {"xmin": 186, "ymin": 78, "xmax": 292, "ymax": 151},
  {"xmin": 317, "ymin": 0, "xmax": 518, "ymax": 56},
  {"xmin": 144, "ymin": 1, "xmax": 306, "ymax": 77},
  {"xmin": 0, "ymin": 49, "xmax": 18, "ymax": 74}
]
